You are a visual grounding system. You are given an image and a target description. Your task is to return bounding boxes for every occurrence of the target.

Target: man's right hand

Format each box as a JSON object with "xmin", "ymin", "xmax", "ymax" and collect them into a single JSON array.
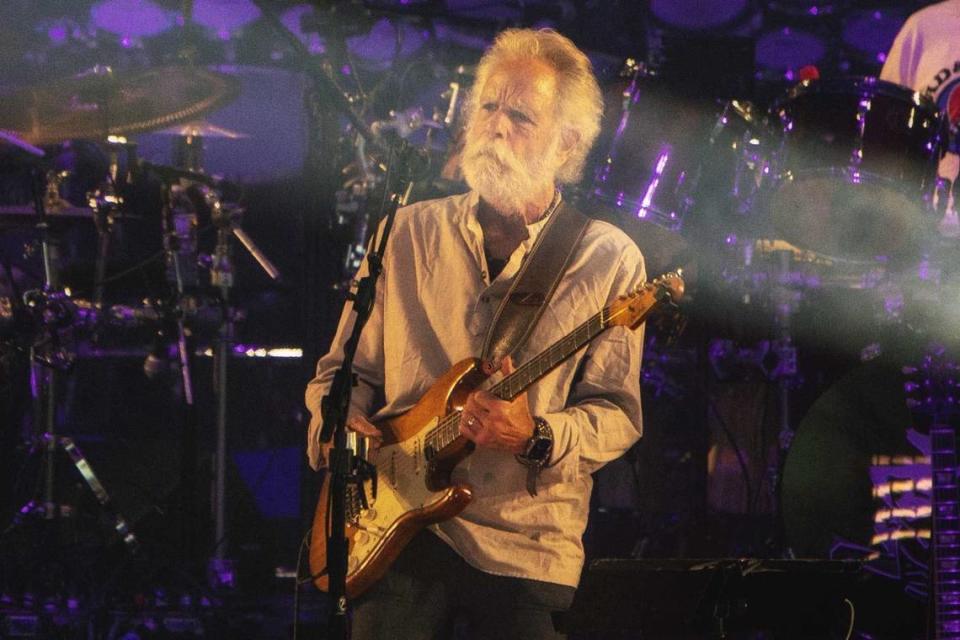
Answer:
[{"xmin": 319, "ymin": 415, "xmax": 383, "ymax": 468}]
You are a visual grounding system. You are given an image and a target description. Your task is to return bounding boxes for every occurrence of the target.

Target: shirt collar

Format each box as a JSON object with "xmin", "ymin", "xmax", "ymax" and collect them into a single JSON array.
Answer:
[{"xmin": 461, "ymin": 189, "xmax": 563, "ymax": 251}]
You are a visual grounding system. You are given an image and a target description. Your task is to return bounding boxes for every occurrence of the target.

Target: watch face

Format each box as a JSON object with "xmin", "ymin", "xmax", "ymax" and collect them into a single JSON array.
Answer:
[{"xmin": 527, "ymin": 438, "xmax": 551, "ymax": 462}]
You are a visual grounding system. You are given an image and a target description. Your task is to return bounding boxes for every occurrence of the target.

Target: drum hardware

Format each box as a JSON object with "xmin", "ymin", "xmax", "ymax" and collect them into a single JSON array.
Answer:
[
  {"xmin": 3, "ymin": 170, "xmax": 138, "ymax": 553},
  {"xmin": 708, "ymin": 339, "xmax": 799, "ymax": 383},
  {"xmin": 166, "ymin": 175, "xmax": 280, "ymax": 578},
  {"xmin": 157, "ymin": 120, "xmax": 250, "ymax": 175},
  {"xmin": 708, "ymin": 100, "xmax": 778, "ymax": 217}
]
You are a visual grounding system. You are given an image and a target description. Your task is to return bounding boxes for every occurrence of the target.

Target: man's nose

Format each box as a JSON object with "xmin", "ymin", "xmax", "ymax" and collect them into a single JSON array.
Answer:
[{"xmin": 487, "ymin": 109, "xmax": 509, "ymax": 139}]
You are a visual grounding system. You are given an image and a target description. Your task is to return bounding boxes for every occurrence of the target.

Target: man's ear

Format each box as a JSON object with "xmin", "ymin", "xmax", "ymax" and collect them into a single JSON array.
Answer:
[{"xmin": 557, "ymin": 128, "xmax": 580, "ymax": 166}]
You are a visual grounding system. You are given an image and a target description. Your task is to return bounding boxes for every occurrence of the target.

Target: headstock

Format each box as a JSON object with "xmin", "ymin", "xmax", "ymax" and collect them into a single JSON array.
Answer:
[{"xmin": 606, "ymin": 270, "xmax": 685, "ymax": 331}]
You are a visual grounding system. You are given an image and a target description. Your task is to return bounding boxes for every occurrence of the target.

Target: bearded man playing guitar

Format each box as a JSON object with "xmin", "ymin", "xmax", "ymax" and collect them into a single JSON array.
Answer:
[{"xmin": 306, "ymin": 28, "xmax": 648, "ymax": 639}]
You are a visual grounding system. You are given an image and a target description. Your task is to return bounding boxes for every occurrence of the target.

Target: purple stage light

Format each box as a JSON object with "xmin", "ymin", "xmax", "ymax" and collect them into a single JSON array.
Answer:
[
  {"xmin": 191, "ymin": 0, "xmax": 261, "ymax": 35},
  {"xmin": 91, "ymin": 0, "xmax": 175, "ymax": 39}
]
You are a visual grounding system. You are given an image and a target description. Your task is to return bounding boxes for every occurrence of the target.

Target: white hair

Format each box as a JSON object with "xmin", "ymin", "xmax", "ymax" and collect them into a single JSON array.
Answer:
[{"xmin": 463, "ymin": 28, "xmax": 603, "ymax": 184}]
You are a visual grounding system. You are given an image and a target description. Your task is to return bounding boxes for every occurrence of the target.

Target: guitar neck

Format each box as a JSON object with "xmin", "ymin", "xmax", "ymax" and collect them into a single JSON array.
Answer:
[
  {"xmin": 933, "ymin": 424, "xmax": 960, "ymax": 640},
  {"xmin": 489, "ymin": 309, "xmax": 608, "ymax": 402},
  {"xmin": 426, "ymin": 292, "xmax": 653, "ymax": 454}
]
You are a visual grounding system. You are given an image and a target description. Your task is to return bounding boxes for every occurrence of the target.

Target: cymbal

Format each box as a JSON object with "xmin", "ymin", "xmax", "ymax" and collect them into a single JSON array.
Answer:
[
  {"xmin": 0, "ymin": 65, "xmax": 239, "ymax": 145},
  {"xmin": 153, "ymin": 119, "xmax": 249, "ymax": 139}
]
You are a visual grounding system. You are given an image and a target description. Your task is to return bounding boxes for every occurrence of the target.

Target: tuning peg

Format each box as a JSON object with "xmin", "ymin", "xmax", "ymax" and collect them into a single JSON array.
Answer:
[
  {"xmin": 903, "ymin": 365, "xmax": 918, "ymax": 375},
  {"xmin": 904, "ymin": 382, "xmax": 920, "ymax": 393}
]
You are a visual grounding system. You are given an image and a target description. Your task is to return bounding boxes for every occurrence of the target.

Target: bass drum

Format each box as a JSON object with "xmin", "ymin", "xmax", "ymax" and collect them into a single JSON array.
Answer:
[{"xmin": 768, "ymin": 77, "xmax": 946, "ymax": 264}]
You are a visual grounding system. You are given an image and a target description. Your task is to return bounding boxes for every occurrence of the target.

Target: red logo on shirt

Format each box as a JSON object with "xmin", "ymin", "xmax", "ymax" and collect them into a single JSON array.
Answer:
[{"xmin": 939, "ymin": 77, "xmax": 960, "ymax": 128}]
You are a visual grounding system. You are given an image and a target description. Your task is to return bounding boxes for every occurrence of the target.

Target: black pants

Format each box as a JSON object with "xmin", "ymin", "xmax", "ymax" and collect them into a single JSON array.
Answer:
[{"xmin": 350, "ymin": 530, "xmax": 575, "ymax": 640}]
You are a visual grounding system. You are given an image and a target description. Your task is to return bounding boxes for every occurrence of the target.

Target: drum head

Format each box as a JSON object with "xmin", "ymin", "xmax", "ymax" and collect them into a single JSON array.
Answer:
[{"xmin": 769, "ymin": 172, "xmax": 926, "ymax": 261}]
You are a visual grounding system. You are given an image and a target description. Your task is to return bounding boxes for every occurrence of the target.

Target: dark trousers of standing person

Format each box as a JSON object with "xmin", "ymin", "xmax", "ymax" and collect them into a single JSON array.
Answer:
[{"xmin": 350, "ymin": 529, "xmax": 575, "ymax": 640}]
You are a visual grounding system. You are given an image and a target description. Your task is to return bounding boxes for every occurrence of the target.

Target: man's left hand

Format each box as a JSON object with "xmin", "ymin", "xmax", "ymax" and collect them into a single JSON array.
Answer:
[{"xmin": 459, "ymin": 356, "xmax": 535, "ymax": 453}]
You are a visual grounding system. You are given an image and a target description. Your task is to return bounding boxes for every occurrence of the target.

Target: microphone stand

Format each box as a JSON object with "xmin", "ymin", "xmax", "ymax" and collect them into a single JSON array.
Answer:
[
  {"xmin": 248, "ymin": 4, "xmax": 426, "ymax": 635},
  {"xmin": 319, "ymin": 141, "xmax": 421, "ymax": 639}
]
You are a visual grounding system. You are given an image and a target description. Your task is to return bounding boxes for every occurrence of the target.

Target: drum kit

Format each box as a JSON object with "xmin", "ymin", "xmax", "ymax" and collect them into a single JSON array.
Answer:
[
  {"xmin": 582, "ymin": 55, "xmax": 957, "ymax": 559},
  {"xmin": 0, "ymin": 61, "xmax": 283, "ymax": 582}
]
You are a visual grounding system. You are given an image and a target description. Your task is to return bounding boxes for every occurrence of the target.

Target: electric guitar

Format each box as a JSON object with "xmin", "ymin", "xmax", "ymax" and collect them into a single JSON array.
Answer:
[
  {"xmin": 905, "ymin": 347, "xmax": 960, "ymax": 640},
  {"xmin": 310, "ymin": 271, "xmax": 685, "ymax": 597}
]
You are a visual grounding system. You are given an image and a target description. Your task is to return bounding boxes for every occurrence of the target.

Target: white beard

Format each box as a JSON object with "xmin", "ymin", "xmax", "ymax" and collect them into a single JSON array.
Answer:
[{"xmin": 461, "ymin": 132, "xmax": 558, "ymax": 217}]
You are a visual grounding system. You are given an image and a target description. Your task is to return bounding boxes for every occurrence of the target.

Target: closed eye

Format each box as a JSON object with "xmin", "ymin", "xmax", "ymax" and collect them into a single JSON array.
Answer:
[{"xmin": 508, "ymin": 109, "xmax": 534, "ymax": 125}]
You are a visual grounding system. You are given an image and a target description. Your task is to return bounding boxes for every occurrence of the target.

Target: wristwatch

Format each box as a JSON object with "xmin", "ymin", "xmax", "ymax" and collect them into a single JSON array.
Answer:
[{"xmin": 515, "ymin": 416, "xmax": 553, "ymax": 496}]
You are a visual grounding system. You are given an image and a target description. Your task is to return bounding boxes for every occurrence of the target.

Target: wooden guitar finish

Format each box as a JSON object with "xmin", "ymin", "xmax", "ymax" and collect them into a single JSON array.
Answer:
[{"xmin": 310, "ymin": 272, "xmax": 684, "ymax": 598}]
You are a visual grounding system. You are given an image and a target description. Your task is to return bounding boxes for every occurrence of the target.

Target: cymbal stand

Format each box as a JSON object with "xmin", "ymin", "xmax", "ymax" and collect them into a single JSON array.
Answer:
[
  {"xmin": 89, "ymin": 140, "xmax": 126, "ymax": 310},
  {"xmin": 770, "ymin": 249, "xmax": 801, "ymax": 548},
  {"xmin": 207, "ymin": 192, "xmax": 280, "ymax": 585},
  {"xmin": 5, "ymin": 169, "xmax": 138, "ymax": 552},
  {"xmin": 154, "ymin": 179, "xmax": 203, "ymax": 577}
]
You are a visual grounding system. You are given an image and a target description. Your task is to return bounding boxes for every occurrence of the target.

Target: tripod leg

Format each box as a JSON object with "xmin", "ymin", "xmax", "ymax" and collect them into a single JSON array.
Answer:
[{"xmin": 59, "ymin": 436, "xmax": 139, "ymax": 553}]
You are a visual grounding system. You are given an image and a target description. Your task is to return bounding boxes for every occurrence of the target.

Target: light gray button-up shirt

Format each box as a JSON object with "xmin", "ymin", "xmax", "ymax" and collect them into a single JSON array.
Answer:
[{"xmin": 306, "ymin": 190, "xmax": 646, "ymax": 587}]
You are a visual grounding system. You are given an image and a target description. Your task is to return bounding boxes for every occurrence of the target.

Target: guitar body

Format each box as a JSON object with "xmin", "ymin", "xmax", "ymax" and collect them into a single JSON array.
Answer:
[
  {"xmin": 308, "ymin": 271, "xmax": 685, "ymax": 599},
  {"xmin": 309, "ymin": 357, "xmax": 486, "ymax": 598}
]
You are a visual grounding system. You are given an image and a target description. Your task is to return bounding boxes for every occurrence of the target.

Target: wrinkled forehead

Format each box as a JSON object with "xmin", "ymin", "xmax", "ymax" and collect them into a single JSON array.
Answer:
[{"xmin": 477, "ymin": 57, "xmax": 559, "ymax": 113}]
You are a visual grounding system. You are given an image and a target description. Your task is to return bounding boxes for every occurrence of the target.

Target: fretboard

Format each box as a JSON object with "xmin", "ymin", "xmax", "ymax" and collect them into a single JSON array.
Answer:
[
  {"xmin": 933, "ymin": 424, "xmax": 960, "ymax": 640},
  {"xmin": 424, "ymin": 305, "xmax": 614, "ymax": 455}
]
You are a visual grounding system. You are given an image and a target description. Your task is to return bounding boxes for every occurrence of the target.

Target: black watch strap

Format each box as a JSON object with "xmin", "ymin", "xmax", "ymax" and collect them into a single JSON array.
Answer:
[{"xmin": 515, "ymin": 417, "xmax": 554, "ymax": 497}]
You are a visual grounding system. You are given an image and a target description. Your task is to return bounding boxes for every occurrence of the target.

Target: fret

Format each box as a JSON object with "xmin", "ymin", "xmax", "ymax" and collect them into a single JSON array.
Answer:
[
  {"xmin": 938, "ymin": 504, "xmax": 960, "ymax": 518},
  {"xmin": 937, "ymin": 470, "xmax": 957, "ymax": 483}
]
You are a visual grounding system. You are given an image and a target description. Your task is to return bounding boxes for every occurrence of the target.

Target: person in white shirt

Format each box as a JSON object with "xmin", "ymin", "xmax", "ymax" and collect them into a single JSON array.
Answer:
[
  {"xmin": 881, "ymin": 0, "xmax": 960, "ymax": 235},
  {"xmin": 306, "ymin": 28, "xmax": 646, "ymax": 639}
]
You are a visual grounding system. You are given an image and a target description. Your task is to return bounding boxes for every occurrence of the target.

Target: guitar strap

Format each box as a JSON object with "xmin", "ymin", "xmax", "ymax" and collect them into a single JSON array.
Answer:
[{"xmin": 479, "ymin": 196, "xmax": 591, "ymax": 374}]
